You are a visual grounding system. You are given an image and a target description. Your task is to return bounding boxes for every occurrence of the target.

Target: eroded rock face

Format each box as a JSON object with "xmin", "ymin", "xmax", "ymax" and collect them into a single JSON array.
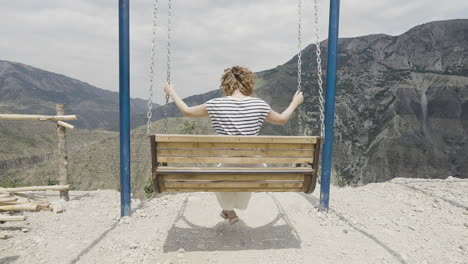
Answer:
[{"xmin": 256, "ymin": 19, "xmax": 468, "ymax": 184}]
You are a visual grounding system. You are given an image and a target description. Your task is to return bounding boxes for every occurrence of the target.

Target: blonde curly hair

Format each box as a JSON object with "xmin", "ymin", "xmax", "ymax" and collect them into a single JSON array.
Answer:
[{"xmin": 220, "ymin": 66, "xmax": 256, "ymax": 96}]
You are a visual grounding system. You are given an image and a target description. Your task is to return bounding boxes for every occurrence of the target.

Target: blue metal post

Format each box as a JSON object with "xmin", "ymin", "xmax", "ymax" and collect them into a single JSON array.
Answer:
[
  {"xmin": 319, "ymin": 0, "xmax": 340, "ymax": 211},
  {"xmin": 119, "ymin": 0, "xmax": 131, "ymax": 216}
]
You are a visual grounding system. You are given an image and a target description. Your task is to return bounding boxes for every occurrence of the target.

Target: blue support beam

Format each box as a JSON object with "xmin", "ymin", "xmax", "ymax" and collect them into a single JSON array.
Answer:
[
  {"xmin": 319, "ymin": 0, "xmax": 340, "ymax": 211},
  {"xmin": 119, "ymin": 0, "xmax": 131, "ymax": 217}
]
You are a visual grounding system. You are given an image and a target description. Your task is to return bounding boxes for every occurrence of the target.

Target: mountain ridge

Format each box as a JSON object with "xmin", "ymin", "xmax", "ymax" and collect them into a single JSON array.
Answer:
[{"xmin": 0, "ymin": 59, "xmax": 151, "ymax": 131}]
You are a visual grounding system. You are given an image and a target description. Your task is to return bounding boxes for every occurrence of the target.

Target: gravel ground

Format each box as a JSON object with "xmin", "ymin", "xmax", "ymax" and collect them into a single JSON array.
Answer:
[{"xmin": 1, "ymin": 177, "xmax": 467, "ymax": 264}]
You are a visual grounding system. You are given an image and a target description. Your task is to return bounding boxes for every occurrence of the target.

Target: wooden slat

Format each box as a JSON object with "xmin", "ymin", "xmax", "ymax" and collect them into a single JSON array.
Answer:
[
  {"xmin": 308, "ymin": 174, "xmax": 318, "ymax": 194},
  {"xmin": 156, "ymin": 134, "xmax": 319, "ymax": 144},
  {"xmin": 0, "ymin": 114, "xmax": 77, "ymax": 121},
  {"xmin": 0, "ymin": 215, "xmax": 27, "ymax": 222},
  {"xmin": 164, "ymin": 181, "xmax": 303, "ymax": 189},
  {"xmin": 157, "ymin": 148, "xmax": 314, "ymax": 157},
  {"xmin": 0, "ymin": 203, "xmax": 38, "ymax": 211},
  {"xmin": 162, "ymin": 174, "xmax": 305, "ymax": 181},
  {"xmin": 0, "ymin": 201, "xmax": 29, "ymax": 205},
  {"xmin": 158, "ymin": 156, "xmax": 313, "ymax": 164},
  {"xmin": 152, "ymin": 170, "xmax": 160, "ymax": 194},
  {"xmin": 157, "ymin": 142, "xmax": 315, "ymax": 150},
  {"xmin": 150, "ymin": 135, "xmax": 160, "ymax": 194},
  {"xmin": 309, "ymin": 138, "xmax": 322, "ymax": 194},
  {"xmin": 158, "ymin": 173, "xmax": 167, "ymax": 192},
  {"xmin": 157, "ymin": 167, "xmax": 314, "ymax": 173},
  {"xmin": 165, "ymin": 188, "xmax": 303, "ymax": 192},
  {"xmin": 0, "ymin": 185, "xmax": 69, "ymax": 193},
  {"xmin": 57, "ymin": 121, "xmax": 74, "ymax": 129},
  {"xmin": 0, "ymin": 197, "xmax": 17, "ymax": 202},
  {"xmin": 302, "ymin": 174, "xmax": 313, "ymax": 192},
  {"xmin": 151, "ymin": 135, "xmax": 157, "ymax": 171}
]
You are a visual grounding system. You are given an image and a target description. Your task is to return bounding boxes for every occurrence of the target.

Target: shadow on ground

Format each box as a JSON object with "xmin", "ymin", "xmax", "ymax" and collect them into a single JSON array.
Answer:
[
  {"xmin": 163, "ymin": 194, "xmax": 301, "ymax": 252},
  {"xmin": 68, "ymin": 200, "xmax": 147, "ymax": 264},
  {"xmin": 393, "ymin": 182, "xmax": 467, "ymax": 210},
  {"xmin": 0, "ymin": 256, "xmax": 19, "ymax": 264}
]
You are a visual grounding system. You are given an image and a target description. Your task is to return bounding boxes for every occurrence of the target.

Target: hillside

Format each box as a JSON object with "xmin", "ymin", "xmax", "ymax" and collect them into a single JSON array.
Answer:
[
  {"xmin": 0, "ymin": 120, "xmax": 117, "ymax": 187},
  {"xmin": 1, "ymin": 117, "xmax": 213, "ymax": 197},
  {"xmin": 1, "ymin": 177, "xmax": 466, "ymax": 263},
  {"xmin": 0, "ymin": 60, "xmax": 150, "ymax": 131},
  {"xmin": 0, "ymin": 121, "xmax": 117, "ymax": 160}
]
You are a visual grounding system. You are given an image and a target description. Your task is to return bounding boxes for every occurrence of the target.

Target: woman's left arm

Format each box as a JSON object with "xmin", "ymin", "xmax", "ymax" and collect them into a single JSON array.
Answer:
[{"xmin": 164, "ymin": 83, "xmax": 209, "ymax": 118}]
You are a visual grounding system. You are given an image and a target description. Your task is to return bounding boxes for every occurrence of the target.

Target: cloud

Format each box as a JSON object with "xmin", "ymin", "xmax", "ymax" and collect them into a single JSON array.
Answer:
[{"xmin": 1, "ymin": 0, "xmax": 467, "ymax": 104}]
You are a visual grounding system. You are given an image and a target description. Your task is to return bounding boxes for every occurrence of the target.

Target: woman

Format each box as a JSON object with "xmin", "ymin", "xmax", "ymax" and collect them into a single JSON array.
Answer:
[{"xmin": 164, "ymin": 66, "xmax": 303, "ymax": 224}]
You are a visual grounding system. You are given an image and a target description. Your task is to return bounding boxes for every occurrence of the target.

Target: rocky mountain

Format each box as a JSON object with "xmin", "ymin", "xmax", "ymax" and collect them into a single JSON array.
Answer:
[
  {"xmin": 0, "ymin": 60, "xmax": 150, "ymax": 131},
  {"xmin": 261, "ymin": 19, "xmax": 468, "ymax": 184},
  {"xmin": 153, "ymin": 19, "xmax": 468, "ymax": 184}
]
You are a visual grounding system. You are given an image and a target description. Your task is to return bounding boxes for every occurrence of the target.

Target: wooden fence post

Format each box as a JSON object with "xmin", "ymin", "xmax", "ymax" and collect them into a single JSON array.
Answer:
[{"xmin": 56, "ymin": 104, "xmax": 69, "ymax": 201}]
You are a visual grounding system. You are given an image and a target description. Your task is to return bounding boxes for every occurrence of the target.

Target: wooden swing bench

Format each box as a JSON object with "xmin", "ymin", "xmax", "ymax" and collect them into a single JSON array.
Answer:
[{"xmin": 150, "ymin": 134, "xmax": 322, "ymax": 194}]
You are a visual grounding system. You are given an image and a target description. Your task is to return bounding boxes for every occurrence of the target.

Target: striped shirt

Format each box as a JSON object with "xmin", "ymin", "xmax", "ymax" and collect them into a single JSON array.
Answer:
[{"xmin": 205, "ymin": 96, "xmax": 271, "ymax": 136}]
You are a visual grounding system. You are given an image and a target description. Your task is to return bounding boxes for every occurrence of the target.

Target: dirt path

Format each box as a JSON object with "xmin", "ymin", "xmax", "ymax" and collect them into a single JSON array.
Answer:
[{"xmin": 1, "ymin": 177, "xmax": 467, "ymax": 264}]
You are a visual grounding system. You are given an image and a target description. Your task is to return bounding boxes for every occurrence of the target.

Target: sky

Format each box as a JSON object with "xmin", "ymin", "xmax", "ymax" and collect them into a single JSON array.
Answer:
[{"xmin": 1, "ymin": 0, "xmax": 467, "ymax": 104}]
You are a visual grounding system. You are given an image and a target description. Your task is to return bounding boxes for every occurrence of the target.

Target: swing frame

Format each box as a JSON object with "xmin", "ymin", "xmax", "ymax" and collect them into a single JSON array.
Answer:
[{"xmin": 118, "ymin": 0, "xmax": 340, "ymax": 216}]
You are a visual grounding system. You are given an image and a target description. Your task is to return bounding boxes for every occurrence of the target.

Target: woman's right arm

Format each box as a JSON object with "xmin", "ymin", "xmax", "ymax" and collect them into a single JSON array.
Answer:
[
  {"xmin": 164, "ymin": 83, "xmax": 209, "ymax": 118},
  {"xmin": 266, "ymin": 91, "xmax": 304, "ymax": 125}
]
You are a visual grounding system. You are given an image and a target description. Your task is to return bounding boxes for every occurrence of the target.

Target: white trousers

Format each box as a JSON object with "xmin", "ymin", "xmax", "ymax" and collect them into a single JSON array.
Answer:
[{"xmin": 215, "ymin": 163, "xmax": 266, "ymax": 211}]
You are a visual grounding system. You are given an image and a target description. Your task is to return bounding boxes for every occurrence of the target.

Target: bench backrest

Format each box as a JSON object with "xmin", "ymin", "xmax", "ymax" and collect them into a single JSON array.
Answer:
[{"xmin": 151, "ymin": 134, "xmax": 321, "ymax": 166}]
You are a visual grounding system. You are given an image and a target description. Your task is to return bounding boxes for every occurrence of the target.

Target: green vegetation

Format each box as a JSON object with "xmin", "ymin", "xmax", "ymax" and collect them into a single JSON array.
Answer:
[
  {"xmin": 144, "ymin": 178, "xmax": 153, "ymax": 198},
  {"xmin": 0, "ymin": 177, "xmax": 24, "ymax": 188},
  {"xmin": 180, "ymin": 120, "xmax": 197, "ymax": 134},
  {"xmin": 332, "ymin": 172, "xmax": 348, "ymax": 188},
  {"xmin": 47, "ymin": 178, "xmax": 59, "ymax": 186}
]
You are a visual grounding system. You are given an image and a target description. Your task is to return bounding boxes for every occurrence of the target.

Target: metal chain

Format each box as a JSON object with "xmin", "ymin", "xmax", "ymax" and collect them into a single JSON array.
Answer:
[
  {"xmin": 296, "ymin": 0, "xmax": 303, "ymax": 92},
  {"xmin": 166, "ymin": 0, "xmax": 172, "ymax": 85},
  {"xmin": 313, "ymin": 0, "xmax": 325, "ymax": 139},
  {"xmin": 147, "ymin": 0, "xmax": 160, "ymax": 135},
  {"xmin": 163, "ymin": 0, "xmax": 172, "ymax": 134}
]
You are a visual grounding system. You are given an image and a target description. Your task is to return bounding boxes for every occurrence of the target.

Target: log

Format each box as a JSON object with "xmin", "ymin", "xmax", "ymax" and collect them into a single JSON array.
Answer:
[
  {"xmin": 0, "ymin": 203, "xmax": 38, "ymax": 212},
  {"xmin": 56, "ymin": 104, "xmax": 70, "ymax": 201},
  {"xmin": 0, "ymin": 114, "xmax": 77, "ymax": 121},
  {"xmin": 0, "ymin": 185, "xmax": 70, "ymax": 193},
  {"xmin": 38, "ymin": 204, "xmax": 52, "ymax": 211},
  {"xmin": 0, "ymin": 197, "xmax": 17, "ymax": 203},
  {"xmin": 12, "ymin": 192, "xmax": 47, "ymax": 201},
  {"xmin": 0, "ymin": 194, "xmax": 12, "ymax": 198},
  {"xmin": 57, "ymin": 121, "xmax": 74, "ymax": 129},
  {"xmin": 0, "ymin": 201, "xmax": 50, "ymax": 209},
  {"xmin": 0, "ymin": 215, "xmax": 27, "ymax": 222},
  {"xmin": 0, "ymin": 201, "xmax": 28, "ymax": 205},
  {"xmin": 0, "ymin": 193, "xmax": 50, "ymax": 207}
]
